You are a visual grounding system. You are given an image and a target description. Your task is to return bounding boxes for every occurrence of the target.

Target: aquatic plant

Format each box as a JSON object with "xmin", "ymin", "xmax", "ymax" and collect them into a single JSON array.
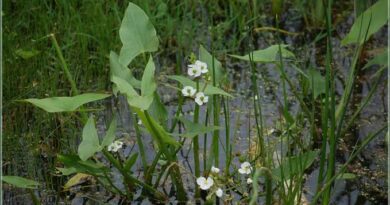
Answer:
[{"xmin": 5, "ymin": 0, "xmax": 387, "ymax": 204}]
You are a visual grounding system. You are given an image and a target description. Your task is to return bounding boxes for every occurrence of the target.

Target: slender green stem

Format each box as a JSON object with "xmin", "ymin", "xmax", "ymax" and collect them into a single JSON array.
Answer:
[
  {"xmin": 103, "ymin": 150, "xmax": 167, "ymax": 201},
  {"xmin": 29, "ymin": 189, "xmax": 41, "ymax": 205},
  {"xmin": 322, "ymin": 0, "xmax": 336, "ymax": 203},
  {"xmin": 50, "ymin": 34, "xmax": 79, "ymax": 96},
  {"xmin": 311, "ymin": 125, "xmax": 387, "ymax": 204},
  {"xmin": 132, "ymin": 113, "xmax": 148, "ymax": 172},
  {"xmin": 193, "ymin": 80, "xmax": 201, "ymax": 199}
]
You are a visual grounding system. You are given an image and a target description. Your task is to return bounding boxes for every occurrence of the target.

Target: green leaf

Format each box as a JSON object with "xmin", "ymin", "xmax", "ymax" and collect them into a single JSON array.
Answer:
[
  {"xmin": 147, "ymin": 93, "xmax": 168, "ymax": 125},
  {"xmin": 363, "ymin": 49, "xmax": 388, "ymax": 70},
  {"xmin": 78, "ymin": 117, "xmax": 101, "ymax": 161},
  {"xmin": 272, "ymin": 151, "xmax": 318, "ymax": 181},
  {"xmin": 199, "ymin": 45, "xmax": 224, "ymax": 84},
  {"xmin": 110, "ymin": 51, "xmax": 141, "ymax": 90},
  {"xmin": 24, "ymin": 93, "xmax": 110, "ymax": 113},
  {"xmin": 173, "ymin": 116, "xmax": 220, "ymax": 138},
  {"xmin": 229, "ymin": 45, "xmax": 295, "ymax": 62},
  {"xmin": 337, "ymin": 173, "xmax": 357, "ymax": 180},
  {"xmin": 15, "ymin": 49, "xmax": 40, "ymax": 59},
  {"xmin": 2, "ymin": 176, "xmax": 40, "ymax": 189},
  {"xmin": 308, "ymin": 69, "xmax": 326, "ymax": 99},
  {"xmin": 124, "ymin": 153, "xmax": 139, "ymax": 171},
  {"xmin": 342, "ymin": 0, "xmax": 388, "ymax": 45},
  {"xmin": 58, "ymin": 154, "xmax": 108, "ymax": 175},
  {"xmin": 119, "ymin": 2, "xmax": 159, "ymax": 66},
  {"xmin": 101, "ymin": 118, "xmax": 117, "ymax": 147},
  {"xmin": 63, "ymin": 173, "xmax": 92, "ymax": 190},
  {"xmin": 57, "ymin": 167, "xmax": 77, "ymax": 176},
  {"xmin": 167, "ymin": 75, "xmax": 233, "ymax": 97},
  {"xmin": 112, "ymin": 76, "xmax": 153, "ymax": 110},
  {"xmin": 141, "ymin": 56, "xmax": 157, "ymax": 96},
  {"xmin": 135, "ymin": 108, "xmax": 180, "ymax": 147}
]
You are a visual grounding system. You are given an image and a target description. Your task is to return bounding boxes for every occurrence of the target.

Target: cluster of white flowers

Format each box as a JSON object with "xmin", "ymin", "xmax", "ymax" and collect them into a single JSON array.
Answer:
[
  {"xmin": 196, "ymin": 165, "xmax": 223, "ymax": 198},
  {"xmin": 188, "ymin": 60, "xmax": 208, "ymax": 78},
  {"xmin": 107, "ymin": 140, "xmax": 123, "ymax": 152},
  {"xmin": 182, "ymin": 60, "xmax": 209, "ymax": 106}
]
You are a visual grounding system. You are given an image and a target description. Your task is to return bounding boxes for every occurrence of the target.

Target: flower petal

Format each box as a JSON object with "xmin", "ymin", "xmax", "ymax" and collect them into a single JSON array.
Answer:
[{"xmin": 216, "ymin": 188, "xmax": 223, "ymax": 197}]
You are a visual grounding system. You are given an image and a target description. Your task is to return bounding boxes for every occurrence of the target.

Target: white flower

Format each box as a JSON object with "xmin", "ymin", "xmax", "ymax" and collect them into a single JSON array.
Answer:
[
  {"xmin": 194, "ymin": 92, "xmax": 209, "ymax": 106},
  {"xmin": 181, "ymin": 86, "xmax": 196, "ymax": 97},
  {"xmin": 188, "ymin": 64, "xmax": 202, "ymax": 77},
  {"xmin": 211, "ymin": 166, "xmax": 220, "ymax": 174},
  {"xmin": 195, "ymin": 60, "xmax": 208, "ymax": 74},
  {"xmin": 107, "ymin": 140, "xmax": 123, "ymax": 152},
  {"xmin": 247, "ymin": 178, "xmax": 253, "ymax": 184},
  {"xmin": 196, "ymin": 177, "xmax": 214, "ymax": 190},
  {"xmin": 238, "ymin": 162, "xmax": 252, "ymax": 175},
  {"xmin": 137, "ymin": 120, "xmax": 142, "ymax": 125},
  {"xmin": 215, "ymin": 188, "xmax": 223, "ymax": 198}
]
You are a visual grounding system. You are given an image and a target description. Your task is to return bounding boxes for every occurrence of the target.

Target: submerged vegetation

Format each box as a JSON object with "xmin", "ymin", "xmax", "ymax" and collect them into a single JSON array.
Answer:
[{"xmin": 3, "ymin": 0, "xmax": 388, "ymax": 204}]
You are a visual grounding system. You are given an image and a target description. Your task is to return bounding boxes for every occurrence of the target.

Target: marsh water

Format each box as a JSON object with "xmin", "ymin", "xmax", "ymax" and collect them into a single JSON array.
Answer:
[{"xmin": 3, "ymin": 5, "xmax": 388, "ymax": 205}]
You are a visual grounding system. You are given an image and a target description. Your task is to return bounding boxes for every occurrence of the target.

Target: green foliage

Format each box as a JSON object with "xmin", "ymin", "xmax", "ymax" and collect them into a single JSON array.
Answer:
[
  {"xmin": 363, "ymin": 49, "xmax": 388, "ymax": 70},
  {"xmin": 308, "ymin": 69, "xmax": 326, "ymax": 99},
  {"xmin": 342, "ymin": 0, "xmax": 388, "ymax": 45},
  {"xmin": 167, "ymin": 75, "xmax": 233, "ymax": 97},
  {"xmin": 110, "ymin": 51, "xmax": 141, "ymax": 92},
  {"xmin": 78, "ymin": 117, "xmax": 101, "ymax": 161},
  {"xmin": 272, "ymin": 151, "xmax": 318, "ymax": 181},
  {"xmin": 112, "ymin": 76, "xmax": 154, "ymax": 110},
  {"xmin": 173, "ymin": 116, "xmax": 221, "ymax": 138},
  {"xmin": 57, "ymin": 154, "xmax": 108, "ymax": 175},
  {"xmin": 119, "ymin": 2, "xmax": 159, "ymax": 66},
  {"xmin": 24, "ymin": 93, "xmax": 110, "ymax": 113},
  {"xmin": 199, "ymin": 45, "xmax": 224, "ymax": 84},
  {"xmin": 135, "ymin": 108, "xmax": 180, "ymax": 147},
  {"xmin": 141, "ymin": 56, "xmax": 157, "ymax": 96},
  {"xmin": 15, "ymin": 49, "xmax": 40, "ymax": 60},
  {"xmin": 124, "ymin": 153, "xmax": 139, "ymax": 171},
  {"xmin": 2, "ymin": 176, "xmax": 40, "ymax": 189},
  {"xmin": 101, "ymin": 118, "xmax": 118, "ymax": 147},
  {"xmin": 229, "ymin": 45, "xmax": 295, "ymax": 62}
]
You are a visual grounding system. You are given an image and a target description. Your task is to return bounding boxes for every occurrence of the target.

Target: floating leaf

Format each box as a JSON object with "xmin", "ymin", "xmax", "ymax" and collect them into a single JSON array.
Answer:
[
  {"xmin": 15, "ymin": 49, "xmax": 40, "ymax": 59},
  {"xmin": 2, "ymin": 176, "xmax": 40, "ymax": 189},
  {"xmin": 199, "ymin": 45, "xmax": 224, "ymax": 84},
  {"xmin": 272, "ymin": 151, "xmax": 318, "ymax": 181},
  {"xmin": 167, "ymin": 75, "xmax": 233, "ymax": 97},
  {"xmin": 173, "ymin": 116, "xmax": 220, "ymax": 138},
  {"xmin": 119, "ymin": 2, "xmax": 159, "ymax": 66},
  {"xmin": 24, "ymin": 93, "xmax": 110, "ymax": 113},
  {"xmin": 78, "ymin": 117, "xmax": 101, "ymax": 161},
  {"xmin": 101, "ymin": 118, "xmax": 117, "ymax": 147},
  {"xmin": 342, "ymin": 0, "xmax": 388, "ymax": 45},
  {"xmin": 63, "ymin": 173, "xmax": 92, "ymax": 190},
  {"xmin": 229, "ymin": 45, "xmax": 295, "ymax": 62}
]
